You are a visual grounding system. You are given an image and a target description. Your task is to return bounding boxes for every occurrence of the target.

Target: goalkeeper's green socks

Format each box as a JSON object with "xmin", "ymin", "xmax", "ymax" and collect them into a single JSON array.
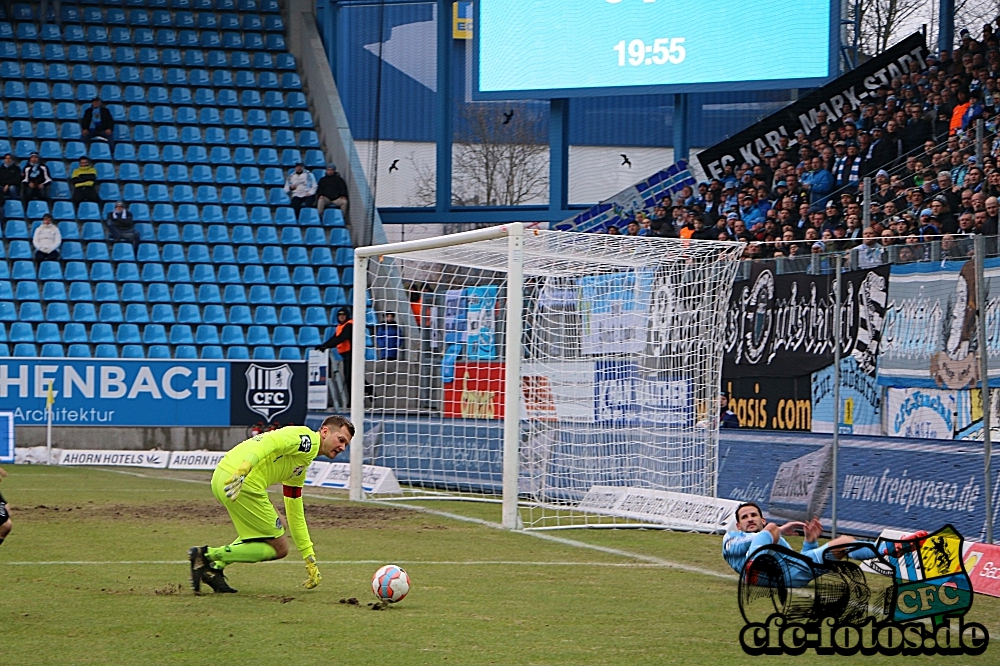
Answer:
[{"xmin": 207, "ymin": 541, "xmax": 277, "ymax": 568}]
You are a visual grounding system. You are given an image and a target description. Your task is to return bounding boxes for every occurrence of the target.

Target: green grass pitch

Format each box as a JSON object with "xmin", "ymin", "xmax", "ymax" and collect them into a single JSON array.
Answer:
[{"xmin": 1, "ymin": 465, "xmax": 997, "ymax": 664}]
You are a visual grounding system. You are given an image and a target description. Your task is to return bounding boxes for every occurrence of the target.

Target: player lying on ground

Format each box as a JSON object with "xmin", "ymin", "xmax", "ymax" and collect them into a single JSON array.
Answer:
[
  {"xmin": 188, "ymin": 416, "xmax": 354, "ymax": 593},
  {"xmin": 723, "ymin": 502, "xmax": 879, "ymax": 586},
  {"xmin": 0, "ymin": 465, "xmax": 10, "ymax": 547}
]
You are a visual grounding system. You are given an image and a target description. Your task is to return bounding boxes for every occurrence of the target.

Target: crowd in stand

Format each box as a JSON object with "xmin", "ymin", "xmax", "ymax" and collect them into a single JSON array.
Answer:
[{"xmin": 609, "ymin": 23, "xmax": 1000, "ymax": 264}]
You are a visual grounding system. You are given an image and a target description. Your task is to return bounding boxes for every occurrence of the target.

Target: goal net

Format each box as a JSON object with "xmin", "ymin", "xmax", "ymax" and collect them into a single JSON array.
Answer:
[{"xmin": 349, "ymin": 224, "xmax": 744, "ymax": 530}]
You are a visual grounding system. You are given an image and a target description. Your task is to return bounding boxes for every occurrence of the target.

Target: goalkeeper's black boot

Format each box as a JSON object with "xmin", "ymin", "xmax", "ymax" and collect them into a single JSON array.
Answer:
[
  {"xmin": 188, "ymin": 546, "xmax": 208, "ymax": 593},
  {"xmin": 202, "ymin": 565, "xmax": 238, "ymax": 593}
]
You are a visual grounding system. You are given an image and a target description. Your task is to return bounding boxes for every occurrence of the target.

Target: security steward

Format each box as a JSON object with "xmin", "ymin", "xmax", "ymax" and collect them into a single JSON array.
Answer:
[{"xmin": 317, "ymin": 308, "xmax": 355, "ymax": 403}]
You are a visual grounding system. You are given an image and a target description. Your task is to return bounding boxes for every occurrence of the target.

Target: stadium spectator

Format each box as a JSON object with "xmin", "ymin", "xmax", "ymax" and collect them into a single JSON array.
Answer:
[
  {"xmin": 31, "ymin": 213, "xmax": 61, "ymax": 267},
  {"xmin": 20, "ymin": 152, "xmax": 51, "ymax": 207},
  {"xmin": 855, "ymin": 227, "xmax": 884, "ymax": 268},
  {"xmin": 105, "ymin": 200, "xmax": 139, "ymax": 252},
  {"xmin": 375, "ymin": 313, "xmax": 401, "ymax": 361},
  {"xmin": 801, "ymin": 157, "xmax": 833, "ymax": 209},
  {"xmin": 70, "ymin": 156, "xmax": 100, "ymax": 205},
  {"xmin": 720, "ymin": 393, "xmax": 739, "ymax": 428},
  {"xmin": 316, "ymin": 164, "xmax": 349, "ymax": 221},
  {"xmin": 283, "ymin": 163, "xmax": 317, "ymax": 213},
  {"xmin": 80, "ymin": 97, "xmax": 114, "ymax": 144},
  {"xmin": 0, "ymin": 153, "xmax": 19, "ymax": 218},
  {"xmin": 318, "ymin": 308, "xmax": 355, "ymax": 403}
]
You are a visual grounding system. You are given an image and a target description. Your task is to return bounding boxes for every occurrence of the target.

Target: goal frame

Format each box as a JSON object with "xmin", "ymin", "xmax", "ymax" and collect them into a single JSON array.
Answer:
[{"xmin": 349, "ymin": 223, "xmax": 526, "ymax": 528}]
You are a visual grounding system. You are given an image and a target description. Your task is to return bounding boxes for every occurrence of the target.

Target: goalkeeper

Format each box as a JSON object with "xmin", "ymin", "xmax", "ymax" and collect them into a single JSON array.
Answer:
[{"xmin": 188, "ymin": 416, "xmax": 354, "ymax": 594}]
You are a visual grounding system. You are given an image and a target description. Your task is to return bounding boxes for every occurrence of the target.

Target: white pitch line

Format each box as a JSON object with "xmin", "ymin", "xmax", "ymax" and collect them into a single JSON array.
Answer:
[
  {"xmin": 90, "ymin": 468, "xmax": 737, "ymax": 582},
  {"xmin": 4, "ymin": 559, "xmax": 678, "ymax": 568}
]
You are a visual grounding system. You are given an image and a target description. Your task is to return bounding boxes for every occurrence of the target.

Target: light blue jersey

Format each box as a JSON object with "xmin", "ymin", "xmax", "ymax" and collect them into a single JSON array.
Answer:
[{"xmin": 723, "ymin": 529, "xmax": 818, "ymax": 574}]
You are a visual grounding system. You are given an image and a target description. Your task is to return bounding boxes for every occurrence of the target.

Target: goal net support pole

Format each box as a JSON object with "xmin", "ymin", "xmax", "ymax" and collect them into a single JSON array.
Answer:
[{"xmin": 502, "ymin": 224, "xmax": 524, "ymax": 529}]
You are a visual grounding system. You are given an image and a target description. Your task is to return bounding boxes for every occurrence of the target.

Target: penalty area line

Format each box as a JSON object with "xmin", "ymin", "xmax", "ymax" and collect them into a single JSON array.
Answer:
[
  {"xmin": 90, "ymin": 468, "xmax": 736, "ymax": 581},
  {"xmin": 3, "ymin": 559, "xmax": 683, "ymax": 568}
]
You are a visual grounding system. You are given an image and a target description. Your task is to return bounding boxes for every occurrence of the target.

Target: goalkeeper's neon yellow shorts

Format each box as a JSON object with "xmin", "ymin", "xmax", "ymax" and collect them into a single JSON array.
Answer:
[{"xmin": 211, "ymin": 467, "xmax": 285, "ymax": 542}]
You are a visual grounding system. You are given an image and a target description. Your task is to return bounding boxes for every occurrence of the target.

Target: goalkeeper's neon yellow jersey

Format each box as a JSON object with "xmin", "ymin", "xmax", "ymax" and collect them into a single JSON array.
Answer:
[{"xmin": 218, "ymin": 426, "xmax": 320, "ymax": 491}]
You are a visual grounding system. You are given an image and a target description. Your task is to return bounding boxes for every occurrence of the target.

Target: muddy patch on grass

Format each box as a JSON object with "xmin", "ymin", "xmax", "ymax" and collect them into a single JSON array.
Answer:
[{"xmin": 16, "ymin": 501, "xmax": 411, "ymax": 529}]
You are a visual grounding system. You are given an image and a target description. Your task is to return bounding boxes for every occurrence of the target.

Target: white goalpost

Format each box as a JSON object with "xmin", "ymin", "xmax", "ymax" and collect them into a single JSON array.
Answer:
[{"xmin": 349, "ymin": 223, "xmax": 745, "ymax": 531}]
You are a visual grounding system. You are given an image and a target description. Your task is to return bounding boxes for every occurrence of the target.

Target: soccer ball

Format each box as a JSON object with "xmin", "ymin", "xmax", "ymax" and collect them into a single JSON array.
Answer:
[{"xmin": 371, "ymin": 564, "xmax": 410, "ymax": 603}]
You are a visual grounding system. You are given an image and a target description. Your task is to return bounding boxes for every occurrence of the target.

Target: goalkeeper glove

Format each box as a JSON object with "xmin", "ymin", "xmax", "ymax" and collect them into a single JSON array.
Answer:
[
  {"xmin": 304, "ymin": 554, "xmax": 321, "ymax": 589},
  {"xmin": 224, "ymin": 461, "xmax": 253, "ymax": 501}
]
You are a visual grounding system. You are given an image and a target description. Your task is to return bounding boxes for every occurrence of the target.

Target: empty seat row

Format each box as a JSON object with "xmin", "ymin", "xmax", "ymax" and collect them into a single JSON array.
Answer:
[
  {"xmin": 0, "ymin": 42, "xmax": 292, "ymax": 70},
  {"xmin": 1, "ymin": 259, "xmax": 354, "ymax": 286},
  {"xmin": 3, "ymin": 70, "xmax": 301, "ymax": 95},
  {"xmin": 3, "ymin": 343, "xmax": 303, "ymax": 360},
  {"xmin": 4, "ymin": 9, "xmax": 282, "ymax": 31},
  {"xmin": 4, "ymin": 0, "xmax": 281, "ymax": 22},
  {"xmin": 1, "ymin": 98, "xmax": 308, "ymax": 121},
  {"xmin": 1, "ymin": 26, "xmax": 286, "ymax": 52},
  {"xmin": 0, "ymin": 298, "xmax": 339, "ymax": 329}
]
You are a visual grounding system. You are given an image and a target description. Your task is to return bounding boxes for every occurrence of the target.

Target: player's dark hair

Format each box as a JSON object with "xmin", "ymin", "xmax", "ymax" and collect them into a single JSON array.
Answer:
[
  {"xmin": 322, "ymin": 414, "xmax": 355, "ymax": 437},
  {"xmin": 735, "ymin": 502, "xmax": 763, "ymax": 522}
]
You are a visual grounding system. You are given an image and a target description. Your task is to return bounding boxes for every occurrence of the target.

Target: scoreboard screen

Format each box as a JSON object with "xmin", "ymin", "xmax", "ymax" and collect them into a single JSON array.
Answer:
[{"xmin": 475, "ymin": 0, "xmax": 836, "ymax": 99}]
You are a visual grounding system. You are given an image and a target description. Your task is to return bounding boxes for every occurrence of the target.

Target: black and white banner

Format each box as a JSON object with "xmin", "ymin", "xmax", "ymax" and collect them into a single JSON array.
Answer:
[
  {"xmin": 697, "ymin": 32, "xmax": 929, "ymax": 179},
  {"xmin": 723, "ymin": 262, "xmax": 890, "ymax": 378}
]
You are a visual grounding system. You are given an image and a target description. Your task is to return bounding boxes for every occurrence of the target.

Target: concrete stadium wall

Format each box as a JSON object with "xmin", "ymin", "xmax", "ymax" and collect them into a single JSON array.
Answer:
[{"xmin": 16, "ymin": 427, "xmax": 247, "ymax": 451}]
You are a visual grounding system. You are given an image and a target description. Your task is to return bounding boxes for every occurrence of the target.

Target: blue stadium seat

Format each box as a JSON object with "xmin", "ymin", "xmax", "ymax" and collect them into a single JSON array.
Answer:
[
  {"xmin": 138, "ymin": 144, "xmax": 160, "ymax": 162},
  {"xmin": 170, "ymin": 325, "xmax": 194, "ymax": 345},
  {"xmin": 94, "ymin": 282, "xmax": 119, "ymax": 303},
  {"xmin": 274, "ymin": 208, "xmax": 296, "ymax": 226},
  {"xmin": 66, "ymin": 343, "xmax": 91, "ymax": 357},
  {"xmin": 281, "ymin": 227, "xmax": 304, "ymax": 246},
  {"xmin": 244, "ymin": 325, "xmax": 269, "ymax": 346},
  {"xmin": 242, "ymin": 266, "xmax": 266, "ymax": 285},
  {"xmin": 117, "ymin": 324, "xmax": 142, "ymax": 345},
  {"xmin": 298, "ymin": 287, "xmax": 322, "ymax": 307},
  {"xmin": 172, "ymin": 185, "xmax": 194, "ymax": 203},
  {"xmin": 93, "ymin": 343, "xmax": 118, "ymax": 358},
  {"xmin": 13, "ymin": 343, "xmax": 38, "ymax": 357},
  {"xmin": 286, "ymin": 247, "xmax": 308, "ymax": 265},
  {"xmin": 115, "ymin": 263, "xmax": 141, "ymax": 282},
  {"xmin": 300, "ymin": 305, "xmax": 330, "ymax": 329},
  {"xmin": 204, "ymin": 305, "xmax": 227, "ymax": 325},
  {"xmin": 118, "ymin": 344, "xmax": 143, "ymax": 358},
  {"xmin": 254, "ymin": 226, "xmax": 278, "ymax": 245},
  {"xmin": 273, "ymin": 326, "xmax": 296, "ymax": 346},
  {"xmin": 137, "ymin": 244, "xmax": 161, "ymax": 264},
  {"xmin": 8, "ymin": 241, "xmax": 32, "ymax": 260},
  {"xmin": 172, "ymin": 344, "xmax": 196, "ymax": 359},
  {"xmin": 221, "ymin": 325, "xmax": 245, "ymax": 346},
  {"xmin": 254, "ymin": 305, "xmax": 278, "ymax": 326},
  {"xmin": 143, "ymin": 324, "xmax": 168, "ymax": 344},
  {"xmin": 205, "ymin": 225, "xmax": 230, "ymax": 245},
  {"xmin": 310, "ymin": 247, "xmax": 334, "ymax": 266},
  {"xmin": 278, "ymin": 306, "xmax": 303, "ymax": 326},
  {"xmin": 195, "ymin": 324, "xmax": 219, "ymax": 345},
  {"xmin": 68, "ymin": 281, "xmax": 93, "ymax": 302},
  {"xmin": 248, "ymin": 285, "xmax": 272, "ymax": 305},
  {"xmin": 187, "ymin": 245, "xmax": 210, "ymax": 263},
  {"xmin": 141, "ymin": 263, "xmax": 166, "ymax": 283},
  {"xmin": 167, "ymin": 265, "xmax": 191, "ymax": 284},
  {"xmin": 189, "ymin": 165, "xmax": 212, "ymax": 184},
  {"xmin": 292, "ymin": 267, "xmax": 316, "ymax": 286},
  {"xmin": 15, "ymin": 281, "xmax": 40, "ymax": 301},
  {"xmin": 11, "ymin": 260, "xmax": 36, "ymax": 280},
  {"xmin": 121, "ymin": 283, "xmax": 145, "ymax": 303},
  {"xmin": 72, "ymin": 302, "xmax": 98, "ymax": 323},
  {"xmin": 10, "ymin": 322, "xmax": 35, "ymax": 343},
  {"xmin": 0, "ymin": 302, "xmax": 15, "ymax": 323},
  {"xmin": 150, "ymin": 303, "xmax": 175, "ymax": 323},
  {"xmin": 260, "ymin": 246, "xmax": 283, "ymax": 264},
  {"xmin": 201, "ymin": 205, "xmax": 224, "ymax": 223},
  {"xmin": 317, "ymin": 267, "xmax": 341, "ymax": 286},
  {"xmin": 125, "ymin": 304, "xmax": 150, "ymax": 324},
  {"xmin": 85, "ymin": 243, "xmax": 110, "ymax": 262},
  {"xmin": 63, "ymin": 323, "xmax": 89, "ymax": 344},
  {"xmin": 246, "ymin": 109, "xmax": 268, "ymax": 127},
  {"xmin": 244, "ymin": 187, "xmax": 266, "ymax": 206},
  {"xmin": 323, "ymin": 209, "xmax": 346, "ymax": 227},
  {"xmin": 90, "ymin": 323, "xmax": 116, "ymax": 344},
  {"xmin": 231, "ymin": 226, "xmax": 255, "ymax": 246},
  {"xmin": 173, "ymin": 284, "xmax": 196, "ymax": 303},
  {"xmin": 177, "ymin": 304, "xmax": 201, "ymax": 324}
]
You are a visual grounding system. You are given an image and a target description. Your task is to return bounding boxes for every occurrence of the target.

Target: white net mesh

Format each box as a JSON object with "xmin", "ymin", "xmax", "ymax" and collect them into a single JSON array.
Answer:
[{"xmin": 360, "ymin": 229, "xmax": 745, "ymax": 528}]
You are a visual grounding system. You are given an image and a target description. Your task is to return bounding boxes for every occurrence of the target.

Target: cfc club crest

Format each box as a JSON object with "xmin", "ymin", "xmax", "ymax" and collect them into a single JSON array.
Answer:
[{"xmin": 245, "ymin": 364, "xmax": 294, "ymax": 421}]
